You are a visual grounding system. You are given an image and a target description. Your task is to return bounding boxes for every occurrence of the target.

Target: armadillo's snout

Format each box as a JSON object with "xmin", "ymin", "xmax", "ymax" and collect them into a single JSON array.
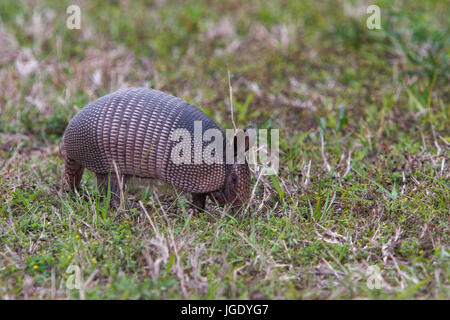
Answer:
[
  {"xmin": 228, "ymin": 182, "xmax": 251, "ymax": 210},
  {"xmin": 210, "ymin": 187, "xmax": 250, "ymax": 211},
  {"xmin": 210, "ymin": 188, "xmax": 228, "ymax": 206},
  {"xmin": 210, "ymin": 162, "xmax": 251, "ymax": 211}
]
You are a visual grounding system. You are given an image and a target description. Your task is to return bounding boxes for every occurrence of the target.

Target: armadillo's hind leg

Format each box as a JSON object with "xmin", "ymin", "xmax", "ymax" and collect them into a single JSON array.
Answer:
[
  {"xmin": 96, "ymin": 173, "xmax": 125, "ymax": 209},
  {"xmin": 62, "ymin": 155, "xmax": 84, "ymax": 192}
]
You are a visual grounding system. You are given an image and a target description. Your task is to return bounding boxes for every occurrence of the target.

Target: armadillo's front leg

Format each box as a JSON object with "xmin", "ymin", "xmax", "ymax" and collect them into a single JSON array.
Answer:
[
  {"xmin": 62, "ymin": 155, "xmax": 84, "ymax": 192},
  {"xmin": 191, "ymin": 193, "xmax": 207, "ymax": 211},
  {"xmin": 96, "ymin": 173, "xmax": 125, "ymax": 209}
]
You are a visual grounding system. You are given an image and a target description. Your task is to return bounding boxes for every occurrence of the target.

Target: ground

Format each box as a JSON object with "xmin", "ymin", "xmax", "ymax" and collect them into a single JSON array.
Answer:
[{"xmin": 0, "ymin": 0, "xmax": 448, "ymax": 299}]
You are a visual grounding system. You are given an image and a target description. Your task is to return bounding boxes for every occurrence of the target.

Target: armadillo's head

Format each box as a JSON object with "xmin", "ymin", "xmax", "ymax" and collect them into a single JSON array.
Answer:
[{"xmin": 210, "ymin": 127, "xmax": 253, "ymax": 211}]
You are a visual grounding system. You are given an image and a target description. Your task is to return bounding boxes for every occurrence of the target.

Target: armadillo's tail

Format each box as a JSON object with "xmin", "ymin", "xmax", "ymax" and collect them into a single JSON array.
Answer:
[{"xmin": 61, "ymin": 141, "xmax": 84, "ymax": 191}]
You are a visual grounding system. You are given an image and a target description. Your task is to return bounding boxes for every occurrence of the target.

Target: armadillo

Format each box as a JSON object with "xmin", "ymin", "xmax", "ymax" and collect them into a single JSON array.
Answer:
[{"xmin": 62, "ymin": 87, "xmax": 252, "ymax": 211}]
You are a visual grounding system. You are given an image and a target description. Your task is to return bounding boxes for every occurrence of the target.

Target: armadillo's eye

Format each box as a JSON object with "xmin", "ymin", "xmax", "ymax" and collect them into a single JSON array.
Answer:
[{"xmin": 231, "ymin": 175, "xmax": 237, "ymax": 184}]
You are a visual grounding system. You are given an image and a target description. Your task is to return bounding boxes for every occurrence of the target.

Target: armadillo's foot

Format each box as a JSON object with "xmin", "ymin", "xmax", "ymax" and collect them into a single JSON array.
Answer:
[
  {"xmin": 191, "ymin": 193, "xmax": 207, "ymax": 212},
  {"xmin": 96, "ymin": 173, "xmax": 126, "ymax": 209}
]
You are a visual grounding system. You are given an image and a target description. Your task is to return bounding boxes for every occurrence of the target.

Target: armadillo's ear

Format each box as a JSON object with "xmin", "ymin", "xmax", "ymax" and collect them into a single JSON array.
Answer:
[
  {"xmin": 233, "ymin": 125, "xmax": 254, "ymax": 155},
  {"xmin": 243, "ymin": 125, "xmax": 254, "ymax": 152}
]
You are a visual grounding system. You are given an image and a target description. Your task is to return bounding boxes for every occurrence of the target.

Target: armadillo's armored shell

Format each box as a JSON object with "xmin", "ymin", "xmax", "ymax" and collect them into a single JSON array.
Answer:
[{"xmin": 63, "ymin": 87, "xmax": 226, "ymax": 193}]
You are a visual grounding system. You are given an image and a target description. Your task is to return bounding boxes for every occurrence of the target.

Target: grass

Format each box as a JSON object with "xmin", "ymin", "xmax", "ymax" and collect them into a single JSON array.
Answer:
[{"xmin": 0, "ymin": 0, "xmax": 449, "ymax": 299}]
